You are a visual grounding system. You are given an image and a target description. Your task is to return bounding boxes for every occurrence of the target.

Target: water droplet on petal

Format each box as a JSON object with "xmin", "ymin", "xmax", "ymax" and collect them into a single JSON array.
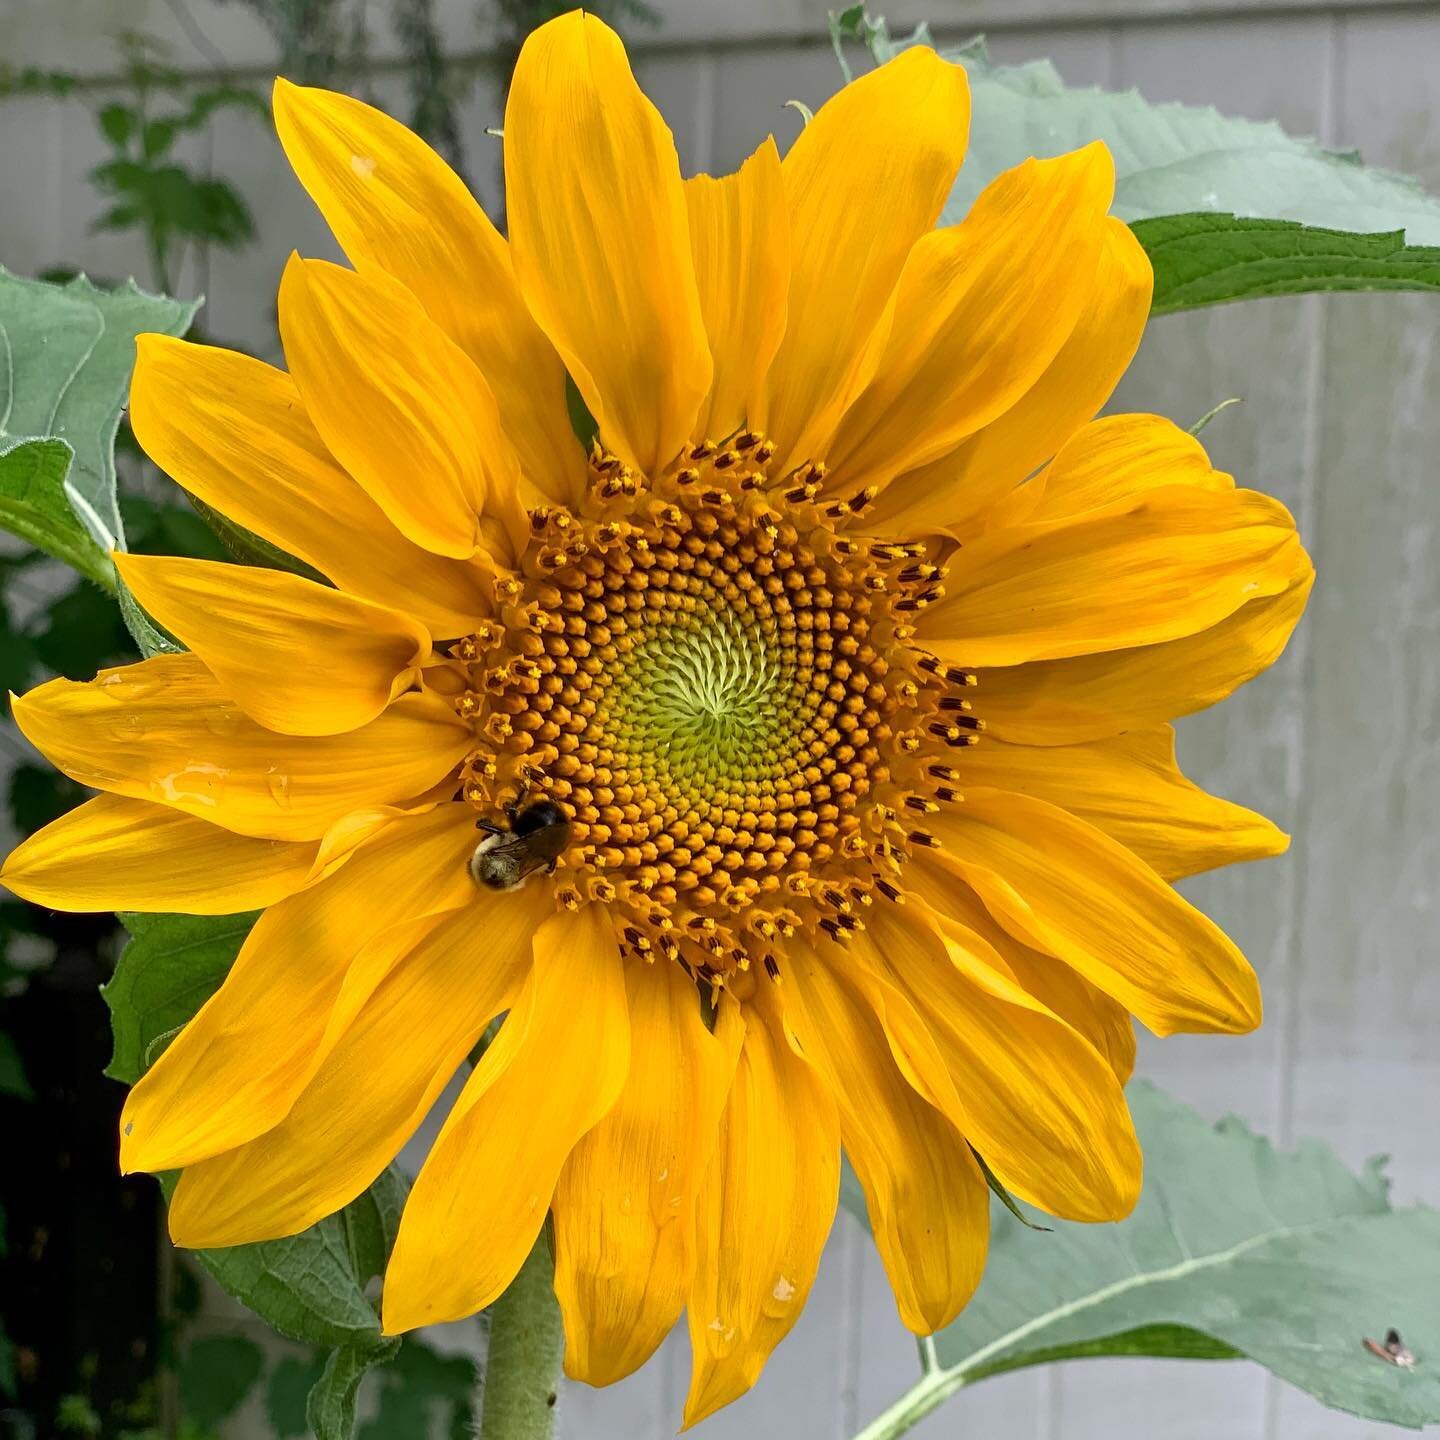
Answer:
[
  {"xmin": 266, "ymin": 768, "xmax": 293, "ymax": 808},
  {"xmin": 155, "ymin": 763, "xmax": 227, "ymax": 806},
  {"xmin": 204, "ymin": 708, "xmax": 242, "ymax": 737},
  {"xmin": 97, "ymin": 670, "xmax": 160, "ymax": 701}
]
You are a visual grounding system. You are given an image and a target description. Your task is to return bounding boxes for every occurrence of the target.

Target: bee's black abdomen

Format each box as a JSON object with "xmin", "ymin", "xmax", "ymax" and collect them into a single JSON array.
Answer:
[{"xmin": 513, "ymin": 800, "xmax": 567, "ymax": 836}]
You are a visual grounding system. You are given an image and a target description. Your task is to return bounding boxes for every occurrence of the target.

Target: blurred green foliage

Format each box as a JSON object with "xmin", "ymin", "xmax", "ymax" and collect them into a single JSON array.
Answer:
[
  {"xmin": 0, "ymin": 34, "xmax": 268, "ymax": 294},
  {"xmin": 89, "ymin": 35, "xmax": 269, "ymax": 294}
]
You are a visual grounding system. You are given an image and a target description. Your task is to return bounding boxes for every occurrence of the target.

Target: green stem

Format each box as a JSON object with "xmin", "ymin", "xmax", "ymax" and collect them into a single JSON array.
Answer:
[
  {"xmin": 851, "ymin": 1371, "xmax": 967, "ymax": 1440},
  {"xmin": 478, "ymin": 1234, "xmax": 566, "ymax": 1440},
  {"xmin": 850, "ymin": 1338, "xmax": 965, "ymax": 1440}
]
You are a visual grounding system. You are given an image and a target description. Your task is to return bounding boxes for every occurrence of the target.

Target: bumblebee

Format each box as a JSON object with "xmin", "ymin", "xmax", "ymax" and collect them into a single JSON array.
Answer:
[{"xmin": 469, "ymin": 793, "xmax": 571, "ymax": 892}]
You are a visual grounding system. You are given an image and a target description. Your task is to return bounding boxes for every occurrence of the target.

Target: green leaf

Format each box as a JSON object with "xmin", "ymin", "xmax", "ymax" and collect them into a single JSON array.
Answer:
[
  {"xmin": 56, "ymin": 1394, "xmax": 102, "ymax": 1436},
  {"xmin": 167, "ymin": 1174, "xmax": 409, "ymax": 1354},
  {"xmin": 142, "ymin": 118, "xmax": 177, "ymax": 161},
  {"xmin": 178, "ymin": 1334, "xmax": 265, "ymax": 1426},
  {"xmin": 830, "ymin": 14, "xmax": 1440, "ymax": 312},
  {"xmin": 849, "ymin": 1082, "xmax": 1440, "ymax": 1430},
  {"xmin": 0, "ymin": 438, "xmax": 113, "ymax": 587},
  {"xmin": 1136, "ymin": 214, "xmax": 1440, "ymax": 313},
  {"xmin": 338, "ymin": 1162, "xmax": 409, "ymax": 1285},
  {"xmin": 308, "ymin": 1343, "xmax": 401, "ymax": 1440},
  {"xmin": 103, "ymin": 912, "xmax": 258, "ymax": 1084},
  {"xmin": 0, "ymin": 268, "xmax": 197, "ymax": 581},
  {"xmin": 99, "ymin": 103, "xmax": 136, "ymax": 149},
  {"xmin": 0, "ymin": 1029, "xmax": 33, "ymax": 1100},
  {"xmin": 839, "ymin": 20, "xmax": 1440, "ymax": 239},
  {"xmin": 48, "ymin": 273, "xmax": 198, "ymax": 554}
]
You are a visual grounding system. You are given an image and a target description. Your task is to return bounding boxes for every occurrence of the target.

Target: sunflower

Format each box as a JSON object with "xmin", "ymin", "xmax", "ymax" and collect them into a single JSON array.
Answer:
[{"xmin": 2, "ymin": 10, "xmax": 1311, "ymax": 1425}]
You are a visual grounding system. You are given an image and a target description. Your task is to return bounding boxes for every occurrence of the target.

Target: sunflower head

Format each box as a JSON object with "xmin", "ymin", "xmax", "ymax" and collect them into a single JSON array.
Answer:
[
  {"xmin": 1, "ymin": 9, "xmax": 1312, "ymax": 1427},
  {"xmin": 453, "ymin": 431, "xmax": 975, "ymax": 970}
]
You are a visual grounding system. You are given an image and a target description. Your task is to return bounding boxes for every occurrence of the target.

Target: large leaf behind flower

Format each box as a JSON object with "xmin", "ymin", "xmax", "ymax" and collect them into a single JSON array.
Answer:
[
  {"xmin": 830, "ymin": 9, "xmax": 1440, "ymax": 312},
  {"xmin": 107, "ymin": 913, "xmax": 407, "ymax": 1435},
  {"xmin": 845, "ymin": 1082, "xmax": 1440, "ymax": 1429}
]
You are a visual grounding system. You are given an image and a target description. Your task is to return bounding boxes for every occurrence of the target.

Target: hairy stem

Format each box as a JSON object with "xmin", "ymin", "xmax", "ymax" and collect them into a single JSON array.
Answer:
[{"xmin": 478, "ymin": 1234, "xmax": 565, "ymax": 1440}]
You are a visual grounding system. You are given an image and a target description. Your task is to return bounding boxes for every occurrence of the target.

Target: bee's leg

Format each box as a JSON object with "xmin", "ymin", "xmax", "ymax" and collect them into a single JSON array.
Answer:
[
  {"xmin": 545, "ymin": 858, "xmax": 559, "ymax": 875},
  {"xmin": 475, "ymin": 818, "xmax": 504, "ymax": 836},
  {"xmin": 505, "ymin": 783, "xmax": 531, "ymax": 823}
]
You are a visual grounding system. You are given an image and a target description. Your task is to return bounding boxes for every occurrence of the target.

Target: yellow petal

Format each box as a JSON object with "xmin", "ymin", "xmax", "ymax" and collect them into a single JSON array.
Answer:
[
  {"xmin": 113, "ymin": 552, "xmax": 429, "ymax": 737},
  {"xmin": 119, "ymin": 805, "xmax": 480, "ymax": 1174},
  {"xmin": 978, "ymin": 571, "xmax": 1314, "ymax": 745},
  {"xmin": 928, "ymin": 788, "xmax": 1262, "ymax": 1036},
  {"xmin": 129, "ymin": 334, "xmax": 492, "ymax": 636},
  {"xmin": 865, "ymin": 216, "xmax": 1151, "ymax": 540},
  {"xmin": 169, "ymin": 887, "xmax": 552, "ymax": 1248},
  {"xmin": 383, "ymin": 904, "xmax": 630, "ymax": 1333},
  {"xmin": 685, "ymin": 138, "xmax": 790, "ymax": 444},
  {"xmin": 861, "ymin": 902, "xmax": 1141, "ymax": 1222},
  {"xmin": 1, "ymin": 794, "xmax": 318, "ymax": 913},
  {"xmin": 907, "ymin": 860, "xmax": 1136, "ymax": 1083},
  {"xmin": 997, "ymin": 412, "xmax": 1229, "ymax": 529},
  {"xmin": 683, "ymin": 989, "xmax": 839, "ymax": 1427},
  {"xmin": 779, "ymin": 943, "xmax": 986, "ymax": 1335},
  {"xmin": 917, "ymin": 485, "xmax": 1307, "ymax": 667},
  {"xmin": 957, "ymin": 727, "xmax": 1287, "ymax": 881},
  {"xmin": 279, "ymin": 256, "xmax": 524, "ymax": 561},
  {"xmin": 12, "ymin": 654, "xmax": 472, "ymax": 841},
  {"xmin": 760, "ymin": 47, "xmax": 970, "ymax": 472},
  {"xmin": 828, "ymin": 144, "xmax": 1114, "ymax": 493},
  {"xmin": 553, "ymin": 958, "xmax": 740, "ymax": 1387},
  {"xmin": 273, "ymin": 79, "xmax": 584, "ymax": 506},
  {"xmin": 504, "ymin": 11, "xmax": 711, "ymax": 475}
]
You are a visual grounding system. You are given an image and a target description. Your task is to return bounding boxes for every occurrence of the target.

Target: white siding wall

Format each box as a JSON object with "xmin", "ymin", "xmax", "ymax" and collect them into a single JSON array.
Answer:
[{"xmin": 3, "ymin": 2, "xmax": 1438, "ymax": 1436}]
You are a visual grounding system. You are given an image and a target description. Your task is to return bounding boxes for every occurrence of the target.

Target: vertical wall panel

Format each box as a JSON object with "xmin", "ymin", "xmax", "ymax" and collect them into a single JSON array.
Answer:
[
  {"xmin": 1268, "ymin": 10, "xmax": 1440, "ymax": 1440},
  {"xmin": 1070, "ymin": 18, "xmax": 1334, "ymax": 1440},
  {"xmin": 0, "ymin": 97, "xmax": 64, "ymax": 279}
]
